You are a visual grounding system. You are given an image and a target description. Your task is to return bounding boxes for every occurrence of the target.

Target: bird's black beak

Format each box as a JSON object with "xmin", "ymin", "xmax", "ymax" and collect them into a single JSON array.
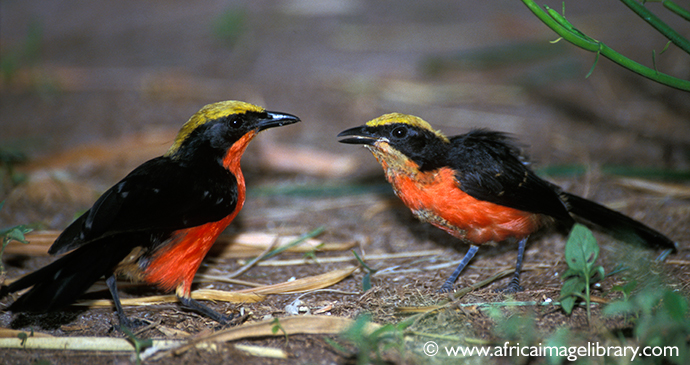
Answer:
[
  {"xmin": 337, "ymin": 125, "xmax": 377, "ymax": 145},
  {"xmin": 257, "ymin": 111, "xmax": 301, "ymax": 131}
]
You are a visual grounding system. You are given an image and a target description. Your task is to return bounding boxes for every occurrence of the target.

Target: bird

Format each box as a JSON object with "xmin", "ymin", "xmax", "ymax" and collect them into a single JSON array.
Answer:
[
  {"xmin": 338, "ymin": 113, "xmax": 676, "ymax": 293},
  {"xmin": 0, "ymin": 100, "xmax": 300, "ymax": 328}
]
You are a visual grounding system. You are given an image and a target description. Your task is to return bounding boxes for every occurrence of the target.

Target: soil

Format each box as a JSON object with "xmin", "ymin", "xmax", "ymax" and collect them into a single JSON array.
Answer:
[{"xmin": 1, "ymin": 1, "xmax": 689, "ymax": 364}]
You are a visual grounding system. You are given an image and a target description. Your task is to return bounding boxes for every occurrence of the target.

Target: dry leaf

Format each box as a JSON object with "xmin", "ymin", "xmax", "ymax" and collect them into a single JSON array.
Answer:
[
  {"xmin": 395, "ymin": 305, "xmax": 442, "ymax": 314},
  {"xmin": 166, "ymin": 315, "xmax": 380, "ymax": 357},
  {"xmin": 250, "ymin": 249, "xmax": 444, "ymax": 267},
  {"xmin": 73, "ymin": 267, "xmax": 354, "ymax": 307},
  {"xmin": 211, "ymin": 232, "xmax": 355, "ymax": 258},
  {"xmin": 0, "ymin": 328, "xmax": 53, "ymax": 339},
  {"xmin": 234, "ymin": 266, "xmax": 357, "ymax": 295},
  {"xmin": 74, "ymin": 290, "xmax": 265, "ymax": 308},
  {"xmin": 7, "ymin": 231, "xmax": 354, "ymax": 258},
  {"xmin": 156, "ymin": 326, "xmax": 191, "ymax": 338},
  {"xmin": 234, "ymin": 344, "xmax": 288, "ymax": 358},
  {"xmin": 0, "ymin": 336, "xmax": 181, "ymax": 351},
  {"xmin": 312, "ymin": 303, "xmax": 334, "ymax": 314},
  {"xmin": 211, "ymin": 315, "xmax": 381, "ymax": 342}
]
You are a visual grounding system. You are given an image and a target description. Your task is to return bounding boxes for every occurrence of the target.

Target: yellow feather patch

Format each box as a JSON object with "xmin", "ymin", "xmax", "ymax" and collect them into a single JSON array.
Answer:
[
  {"xmin": 165, "ymin": 100, "xmax": 265, "ymax": 157},
  {"xmin": 366, "ymin": 113, "xmax": 449, "ymax": 143}
]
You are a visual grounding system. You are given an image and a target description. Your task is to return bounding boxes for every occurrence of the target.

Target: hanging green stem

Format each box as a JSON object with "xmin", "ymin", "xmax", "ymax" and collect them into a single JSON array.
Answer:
[
  {"xmin": 520, "ymin": 0, "xmax": 690, "ymax": 91},
  {"xmin": 622, "ymin": 0, "xmax": 690, "ymax": 54},
  {"xmin": 647, "ymin": 0, "xmax": 690, "ymax": 22}
]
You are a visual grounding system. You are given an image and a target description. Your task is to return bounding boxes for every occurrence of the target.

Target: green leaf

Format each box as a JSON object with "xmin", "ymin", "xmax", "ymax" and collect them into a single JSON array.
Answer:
[
  {"xmin": 602, "ymin": 298, "xmax": 637, "ymax": 316},
  {"xmin": 592, "ymin": 265, "xmax": 605, "ymax": 281},
  {"xmin": 6, "ymin": 227, "xmax": 32, "ymax": 244},
  {"xmin": 560, "ymin": 277, "xmax": 586, "ymax": 314},
  {"xmin": 611, "ymin": 279, "xmax": 637, "ymax": 301},
  {"xmin": 17, "ymin": 332, "xmax": 28, "ymax": 347},
  {"xmin": 585, "ymin": 47, "xmax": 601, "ymax": 78},
  {"xmin": 362, "ymin": 272, "xmax": 372, "ymax": 292},
  {"xmin": 351, "ymin": 250, "xmax": 375, "ymax": 273},
  {"xmin": 120, "ymin": 326, "xmax": 153, "ymax": 365},
  {"xmin": 271, "ymin": 318, "xmax": 289, "ymax": 344},
  {"xmin": 261, "ymin": 226, "xmax": 325, "ymax": 261},
  {"xmin": 352, "ymin": 250, "xmax": 376, "ymax": 291},
  {"xmin": 663, "ymin": 291, "xmax": 689, "ymax": 320},
  {"xmin": 561, "ymin": 268, "xmax": 580, "ymax": 280},
  {"xmin": 564, "ymin": 224, "xmax": 599, "ymax": 273}
]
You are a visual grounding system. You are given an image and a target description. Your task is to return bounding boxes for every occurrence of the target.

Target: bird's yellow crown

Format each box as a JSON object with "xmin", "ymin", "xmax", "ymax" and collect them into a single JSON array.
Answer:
[
  {"xmin": 366, "ymin": 113, "xmax": 449, "ymax": 143},
  {"xmin": 166, "ymin": 100, "xmax": 265, "ymax": 156}
]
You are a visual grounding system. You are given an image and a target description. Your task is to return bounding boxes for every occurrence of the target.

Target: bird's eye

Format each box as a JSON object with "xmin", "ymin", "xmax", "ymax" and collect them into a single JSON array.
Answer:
[
  {"xmin": 392, "ymin": 126, "xmax": 408, "ymax": 139},
  {"xmin": 230, "ymin": 117, "xmax": 243, "ymax": 128}
]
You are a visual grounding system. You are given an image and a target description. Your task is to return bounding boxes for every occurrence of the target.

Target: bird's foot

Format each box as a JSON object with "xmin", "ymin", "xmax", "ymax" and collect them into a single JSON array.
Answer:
[
  {"xmin": 178, "ymin": 295, "xmax": 234, "ymax": 327},
  {"xmin": 438, "ymin": 282, "xmax": 455, "ymax": 293},
  {"xmin": 113, "ymin": 316, "xmax": 152, "ymax": 333},
  {"xmin": 496, "ymin": 277, "xmax": 523, "ymax": 294}
]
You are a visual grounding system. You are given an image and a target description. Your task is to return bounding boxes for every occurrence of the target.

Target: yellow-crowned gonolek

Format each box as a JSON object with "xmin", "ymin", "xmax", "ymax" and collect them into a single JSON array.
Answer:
[
  {"xmin": 339, "ymin": 113, "xmax": 676, "ymax": 292},
  {"xmin": 1, "ymin": 100, "xmax": 300, "ymax": 327}
]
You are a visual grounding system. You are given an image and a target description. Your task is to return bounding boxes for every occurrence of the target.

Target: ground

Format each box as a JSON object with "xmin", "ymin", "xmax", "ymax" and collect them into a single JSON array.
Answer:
[{"xmin": 1, "ymin": 1, "xmax": 689, "ymax": 364}]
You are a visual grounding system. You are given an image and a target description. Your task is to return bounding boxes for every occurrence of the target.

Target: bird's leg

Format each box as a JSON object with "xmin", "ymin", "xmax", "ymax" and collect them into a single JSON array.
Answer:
[
  {"xmin": 177, "ymin": 294, "xmax": 233, "ymax": 325},
  {"xmin": 439, "ymin": 245, "xmax": 479, "ymax": 293},
  {"xmin": 500, "ymin": 236, "xmax": 527, "ymax": 294},
  {"xmin": 106, "ymin": 274, "xmax": 138, "ymax": 330}
]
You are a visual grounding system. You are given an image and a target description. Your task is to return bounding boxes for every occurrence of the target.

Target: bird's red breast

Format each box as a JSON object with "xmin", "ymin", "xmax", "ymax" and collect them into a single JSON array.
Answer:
[{"xmin": 378, "ymin": 153, "xmax": 541, "ymax": 244}]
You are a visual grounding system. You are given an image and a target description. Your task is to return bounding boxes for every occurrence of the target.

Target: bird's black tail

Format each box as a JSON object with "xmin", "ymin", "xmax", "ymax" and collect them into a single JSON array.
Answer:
[
  {"xmin": 0, "ymin": 238, "xmax": 135, "ymax": 313},
  {"xmin": 563, "ymin": 192, "xmax": 677, "ymax": 251}
]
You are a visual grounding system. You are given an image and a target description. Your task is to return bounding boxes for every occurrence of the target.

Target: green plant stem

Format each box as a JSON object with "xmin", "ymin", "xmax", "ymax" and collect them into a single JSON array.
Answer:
[
  {"xmin": 585, "ymin": 274, "xmax": 592, "ymax": 323},
  {"xmin": 520, "ymin": 0, "xmax": 690, "ymax": 91},
  {"xmin": 622, "ymin": 0, "xmax": 690, "ymax": 54},
  {"xmin": 664, "ymin": 0, "xmax": 690, "ymax": 21},
  {"xmin": 649, "ymin": 0, "xmax": 690, "ymax": 22}
]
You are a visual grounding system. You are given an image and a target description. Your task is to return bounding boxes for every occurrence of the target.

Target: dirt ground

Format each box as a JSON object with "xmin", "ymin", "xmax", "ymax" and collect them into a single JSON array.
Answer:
[{"xmin": 1, "ymin": 1, "xmax": 689, "ymax": 364}]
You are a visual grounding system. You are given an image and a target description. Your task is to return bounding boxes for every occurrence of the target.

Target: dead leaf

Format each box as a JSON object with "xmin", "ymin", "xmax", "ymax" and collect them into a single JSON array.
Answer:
[
  {"xmin": 7, "ymin": 231, "xmax": 355, "ymax": 258},
  {"xmin": 0, "ymin": 328, "xmax": 53, "ymax": 339},
  {"xmin": 166, "ymin": 315, "xmax": 380, "ymax": 357},
  {"xmin": 234, "ymin": 344, "xmax": 288, "ymax": 358},
  {"xmin": 72, "ymin": 267, "xmax": 354, "ymax": 308},
  {"xmin": 0, "ymin": 335, "xmax": 180, "ymax": 351},
  {"xmin": 74, "ymin": 290, "xmax": 265, "ymax": 308},
  {"xmin": 234, "ymin": 266, "xmax": 357, "ymax": 295}
]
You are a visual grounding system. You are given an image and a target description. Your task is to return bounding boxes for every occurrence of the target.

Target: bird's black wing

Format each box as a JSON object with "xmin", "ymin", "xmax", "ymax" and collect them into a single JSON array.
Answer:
[
  {"xmin": 448, "ymin": 129, "xmax": 571, "ymax": 221},
  {"xmin": 49, "ymin": 156, "xmax": 238, "ymax": 255}
]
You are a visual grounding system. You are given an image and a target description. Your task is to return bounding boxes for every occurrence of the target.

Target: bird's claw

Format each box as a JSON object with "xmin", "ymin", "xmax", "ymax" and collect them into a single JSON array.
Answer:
[
  {"xmin": 438, "ymin": 283, "xmax": 455, "ymax": 293},
  {"xmin": 114, "ymin": 317, "xmax": 152, "ymax": 333},
  {"xmin": 497, "ymin": 280, "xmax": 523, "ymax": 294}
]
